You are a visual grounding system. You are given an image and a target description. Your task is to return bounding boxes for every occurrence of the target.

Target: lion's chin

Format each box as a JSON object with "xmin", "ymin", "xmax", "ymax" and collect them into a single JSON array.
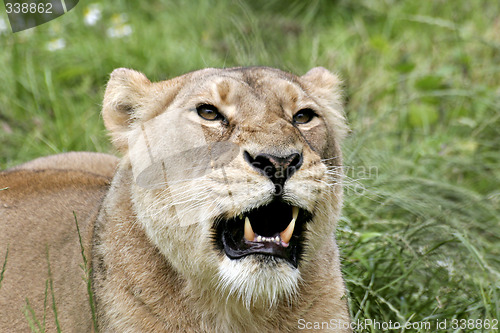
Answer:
[{"xmin": 216, "ymin": 254, "xmax": 300, "ymax": 309}]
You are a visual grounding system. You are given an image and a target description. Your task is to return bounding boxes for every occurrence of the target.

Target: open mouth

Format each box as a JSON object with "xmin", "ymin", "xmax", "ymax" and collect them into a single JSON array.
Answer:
[{"xmin": 214, "ymin": 200, "xmax": 312, "ymax": 268}]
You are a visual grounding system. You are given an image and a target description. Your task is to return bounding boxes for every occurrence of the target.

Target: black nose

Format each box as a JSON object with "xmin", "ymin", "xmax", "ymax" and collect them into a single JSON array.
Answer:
[{"xmin": 244, "ymin": 151, "xmax": 303, "ymax": 194}]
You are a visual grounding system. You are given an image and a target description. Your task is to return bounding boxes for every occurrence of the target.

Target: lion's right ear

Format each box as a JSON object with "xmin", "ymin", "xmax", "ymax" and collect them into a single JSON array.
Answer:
[{"xmin": 102, "ymin": 68, "xmax": 152, "ymax": 153}]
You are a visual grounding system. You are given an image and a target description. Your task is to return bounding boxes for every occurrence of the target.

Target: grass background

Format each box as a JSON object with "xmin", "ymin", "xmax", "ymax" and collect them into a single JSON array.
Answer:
[{"xmin": 1, "ymin": 0, "xmax": 499, "ymax": 331}]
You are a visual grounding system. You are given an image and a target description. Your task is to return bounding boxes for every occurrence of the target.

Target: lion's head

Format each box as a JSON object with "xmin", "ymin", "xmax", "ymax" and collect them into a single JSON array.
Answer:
[{"xmin": 102, "ymin": 66, "xmax": 347, "ymax": 308}]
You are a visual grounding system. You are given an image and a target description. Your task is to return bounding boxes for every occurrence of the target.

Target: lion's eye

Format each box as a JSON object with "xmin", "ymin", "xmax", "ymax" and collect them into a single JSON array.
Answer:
[
  {"xmin": 196, "ymin": 104, "xmax": 225, "ymax": 122},
  {"xmin": 293, "ymin": 109, "xmax": 316, "ymax": 124}
]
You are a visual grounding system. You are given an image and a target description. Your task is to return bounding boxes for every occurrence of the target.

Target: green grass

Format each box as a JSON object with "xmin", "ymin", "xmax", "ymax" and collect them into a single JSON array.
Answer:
[
  {"xmin": 0, "ymin": 246, "xmax": 8, "ymax": 290},
  {"xmin": 73, "ymin": 212, "xmax": 98, "ymax": 331},
  {"xmin": 1, "ymin": 0, "xmax": 499, "ymax": 331},
  {"xmin": 23, "ymin": 249, "xmax": 61, "ymax": 333}
]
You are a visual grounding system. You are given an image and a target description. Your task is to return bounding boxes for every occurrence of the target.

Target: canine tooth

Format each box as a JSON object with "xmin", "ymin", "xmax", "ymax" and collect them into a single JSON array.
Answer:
[
  {"xmin": 280, "ymin": 206, "xmax": 298, "ymax": 244},
  {"xmin": 257, "ymin": 235, "xmax": 262, "ymax": 242},
  {"xmin": 244, "ymin": 217, "xmax": 255, "ymax": 242},
  {"xmin": 292, "ymin": 206, "xmax": 299, "ymax": 221},
  {"xmin": 280, "ymin": 220, "xmax": 295, "ymax": 244},
  {"xmin": 275, "ymin": 236, "xmax": 280, "ymax": 243}
]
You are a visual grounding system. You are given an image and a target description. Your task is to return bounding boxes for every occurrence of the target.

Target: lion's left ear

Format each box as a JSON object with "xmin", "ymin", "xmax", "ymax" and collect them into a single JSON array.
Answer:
[
  {"xmin": 300, "ymin": 67, "xmax": 348, "ymax": 138},
  {"xmin": 300, "ymin": 67, "xmax": 342, "ymax": 105}
]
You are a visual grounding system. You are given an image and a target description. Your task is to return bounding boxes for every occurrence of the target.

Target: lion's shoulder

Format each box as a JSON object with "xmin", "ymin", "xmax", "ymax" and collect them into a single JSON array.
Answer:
[{"xmin": 9, "ymin": 151, "xmax": 119, "ymax": 177}]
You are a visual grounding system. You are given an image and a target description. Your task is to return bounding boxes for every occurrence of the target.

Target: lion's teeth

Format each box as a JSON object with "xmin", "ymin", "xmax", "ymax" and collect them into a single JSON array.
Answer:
[
  {"xmin": 253, "ymin": 234, "xmax": 285, "ymax": 244},
  {"xmin": 280, "ymin": 219, "xmax": 295, "ymax": 244},
  {"xmin": 292, "ymin": 206, "xmax": 299, "ymax": 221},
  {"xmin": 244, "ymin": 217, "xmax": 255, "ymax": 242},
  {"xmin": 280, "ymin": 206, "xmax": 298, "ymax": 244}
]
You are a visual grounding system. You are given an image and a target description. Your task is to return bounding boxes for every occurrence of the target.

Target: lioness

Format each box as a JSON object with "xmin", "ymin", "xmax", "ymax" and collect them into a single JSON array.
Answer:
[{"xmin": 0, "ymin": 67, "xmax": 351, "ymax": 332}]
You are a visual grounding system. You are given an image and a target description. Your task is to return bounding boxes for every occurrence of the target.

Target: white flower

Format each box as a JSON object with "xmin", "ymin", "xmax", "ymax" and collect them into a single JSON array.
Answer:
[
  {"xmin": 0, "ymin": 17, "xmax": 8, "ymax": 34},
  {"xmin": 106, "ymin": 25, "xmax": 132, "ymax": 38},
  {"xmin": 106, "ymin": 14, "xmax": 132, "ymax": 38},
  {"xmin": 84, "ymin": 4, "xmax": 102, "ymax": 26},
  {"xmin": 46, "ymin": 38, "xmax": 66, "ymax": 51}
]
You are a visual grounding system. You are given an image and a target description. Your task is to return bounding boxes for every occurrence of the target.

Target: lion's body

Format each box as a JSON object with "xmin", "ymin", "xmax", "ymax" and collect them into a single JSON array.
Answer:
[
  {"xmin": 0, "ymin": 153, "xmax": 118, "ymax": 332},
  {"xmin": 1, "ymin": 67, "xmax": 351, "ymax": 332}
]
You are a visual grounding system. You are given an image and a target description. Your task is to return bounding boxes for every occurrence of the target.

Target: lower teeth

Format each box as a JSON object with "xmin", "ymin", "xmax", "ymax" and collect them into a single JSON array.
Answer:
[{"xmin": 254, "ymin": 235, "xmax": 281, "ymax": 243}]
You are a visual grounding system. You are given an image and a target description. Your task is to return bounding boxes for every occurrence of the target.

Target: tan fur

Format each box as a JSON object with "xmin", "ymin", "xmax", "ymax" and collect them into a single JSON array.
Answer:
[
  {"xmin": 11, "ymin": 152, "xmax": 119, "ymax": 176},
  {"xmin": 0, "ymin": 153, "xmax": 118, "ymax": 332},
  {"xmin": 1, "ymin": 67, "xmax": 351, "ymax": 332}
]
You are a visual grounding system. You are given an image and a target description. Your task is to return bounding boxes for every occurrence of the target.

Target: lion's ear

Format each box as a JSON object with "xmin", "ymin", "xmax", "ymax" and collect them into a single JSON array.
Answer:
[
  {"xmin": 102, "ymin": 68, "xmax": 151, "ymax": 152},
  {"xmin": 300, "ymin": 67, "xmax": 342, "ymax": 104},
  {"xmin": 301, "ymin": 67, "xmax": 348, "ymax": 138}
]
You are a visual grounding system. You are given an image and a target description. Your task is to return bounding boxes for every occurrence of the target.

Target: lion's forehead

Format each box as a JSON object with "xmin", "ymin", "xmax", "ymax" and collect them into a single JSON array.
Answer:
[{"xmin": 184, "ymin": 68, "xmax": 313, "ymax": 113}]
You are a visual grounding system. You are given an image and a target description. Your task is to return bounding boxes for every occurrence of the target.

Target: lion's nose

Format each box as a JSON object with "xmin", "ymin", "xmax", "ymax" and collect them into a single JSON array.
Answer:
[{"xmin": 244, "ymin": 151, "xmax": 303, "ymax": 194}]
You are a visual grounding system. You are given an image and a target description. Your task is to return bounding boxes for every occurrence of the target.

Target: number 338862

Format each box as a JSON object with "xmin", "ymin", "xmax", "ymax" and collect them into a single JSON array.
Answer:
[{"xmin": 6, "ymin": 2, "xmax": 53, "ymax": 14}]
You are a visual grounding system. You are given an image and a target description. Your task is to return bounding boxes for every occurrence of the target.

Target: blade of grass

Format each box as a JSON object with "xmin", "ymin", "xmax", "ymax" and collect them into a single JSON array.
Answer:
[
  {"xmin": 46, "ymin": 247, "xmax": 61, "ymax": 333},
  {"xmin": 0, "ymin": 246, "xmax": 8, "ymax": 290},
  {"xmin": 73, "ymin": 212, "xmax": 98, "ymax": 331},
  {"xmin": 23, "ymin": 298, "xmax": 43, "ymax": 333}
]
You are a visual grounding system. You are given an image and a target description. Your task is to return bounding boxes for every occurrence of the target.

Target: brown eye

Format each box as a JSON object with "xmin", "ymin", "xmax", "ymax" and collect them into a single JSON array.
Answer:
[
  {"xmin": 293, "ymin": 109, "xmax": 316, "ymax": 124},
  {"xmin": 196, "ymin": 104, "xmax": 225, "ymax": 122}
]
